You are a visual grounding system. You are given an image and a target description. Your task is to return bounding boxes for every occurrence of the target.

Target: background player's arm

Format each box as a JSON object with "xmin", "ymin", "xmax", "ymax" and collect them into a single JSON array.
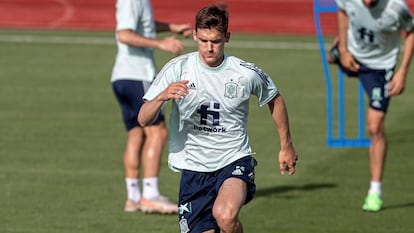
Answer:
[
  {"xmin": 155, "ymin": 21, "xmax": 192, "ymax": 36},
  {"xmin": 337, "ymin": 8, "xmax": 359, "ymax": 72},
  {"xmin": 389, "ymin": 29, "xmax": 414, "ymax": 96},
  {"xmin": 117, "ymin": 29, "xmax": 160, "ymax": 49},
  {"xmin": 117, "ymin": 29, "xmax": 186, "ymax": 55}
]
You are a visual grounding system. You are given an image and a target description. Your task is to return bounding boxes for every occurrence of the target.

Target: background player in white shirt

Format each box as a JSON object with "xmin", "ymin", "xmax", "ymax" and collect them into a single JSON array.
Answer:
[
  {"xmin": 111, "ymin": 0, "xmax": 191, "ymax": 214},
  {"xmin": 138, "ymin": 3, "xmax": 298, "ymax": 233},
  {"xmin": 328, "ymin": 0, "xmax": 414, "ymax": 212}
]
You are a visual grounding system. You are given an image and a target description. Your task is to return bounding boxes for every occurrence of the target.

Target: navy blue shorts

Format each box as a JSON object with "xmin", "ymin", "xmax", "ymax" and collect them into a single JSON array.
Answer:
[
  {"xmin": 330, "ymin": 43, "xmax": 394, "ymax": 112},
  {"xmin": 112, "ymin": 80, "xmax": 164, "ymax": 130},
  {"xmin": 358, "ymin": 68, "xmax": 394, "ymax": 112},
  {"xmin": 177, "ymin": 156, "xmax": 257, "ymax": 233}
]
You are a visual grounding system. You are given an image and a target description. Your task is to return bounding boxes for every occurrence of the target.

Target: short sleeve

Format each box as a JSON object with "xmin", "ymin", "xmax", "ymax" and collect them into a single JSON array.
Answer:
[{"xmin": 116, "ymin": 0, "xmax": 141, "ymax": 31}]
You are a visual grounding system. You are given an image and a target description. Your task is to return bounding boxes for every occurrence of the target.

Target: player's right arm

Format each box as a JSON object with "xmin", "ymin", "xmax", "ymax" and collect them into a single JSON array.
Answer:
[
  {"xmin": 138, "ymin": 80, "xmax": 189, "ymax": 126},
  {"xmin": 118, "ymin": 29, "xmax": 185, "ymax": 56},
  {"xmin": 337, "ymin": 8, "xmax": 359, "ymax": 72}
]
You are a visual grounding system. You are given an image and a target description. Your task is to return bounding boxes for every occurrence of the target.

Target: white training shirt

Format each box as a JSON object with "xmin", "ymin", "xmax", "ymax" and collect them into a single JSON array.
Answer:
[
  {"xmin": 143, "ymin": 52, "xmax": 279, "ymax": 172},
  {"xmin": 336, "ymin": 0, "xmax": 414, "ymax": 69},
  {"xmin": 111, "ymin": 0, "xmax": 157, "ymax": 82}
]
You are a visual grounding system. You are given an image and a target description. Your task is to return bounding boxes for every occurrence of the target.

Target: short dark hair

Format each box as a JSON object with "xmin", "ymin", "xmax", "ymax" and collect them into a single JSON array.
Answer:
[{"xmin": 195, "ymin": 3, "xmax": 229, "ymax": 34}]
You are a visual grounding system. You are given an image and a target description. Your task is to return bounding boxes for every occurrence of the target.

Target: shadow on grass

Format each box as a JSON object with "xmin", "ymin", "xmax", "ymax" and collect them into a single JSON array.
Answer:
[
  {"xmin": 255, "ymin": 183, "xmax": 337, "ymax": 198},
  {"xmin": 383, "ymin": 202, "xmax": 414, "ymax": 211}
]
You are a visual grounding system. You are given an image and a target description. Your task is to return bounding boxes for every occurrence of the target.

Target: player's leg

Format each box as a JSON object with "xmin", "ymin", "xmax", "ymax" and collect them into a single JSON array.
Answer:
[
  {"xmin": 213, "ymin": 177, "xmax": 247, "ymax": 233},
  {"xmin": 140, "ymin": 79, "xmax": 168, "ymax": 182},
  {"xmin": 213, "ymin": 156, "xmax": 256, "ymax": 233},
  {"xmin": 178, "ymin": 170, "xmax": 220, "ymax": 233},
  {"xmin": 140, "ymin": 121, "xmax": 177, "ymax": 214},
  {"xmin": 201, "ymin": 230, "xmax": 215, "ymax": 233},
  {"xmin": 138, "ymin": 79, "xmax": 175, "ymax": 214},
  {"xmin": 112, "ymin": 80, "xmax": 146, "ymax": 212},
  {"xmin": 124, "ymin": 127, "xmax": 144, "ymax": 178},
  {"xmin": 142, "ymin": 122, "xmax": 168, "ymax": 180},
  {"xmin": 359, "ymin": 68, "xmax": 392, "ymax": 211},
  {"xmin": 362, "ymin": 108, "xmax": 386, "ymax": 212},
  {"xmin": 140, "ymin": 123, "xmax": 166, "ymax": 205},
  {"xmin": 123, "ymin": 126, "xmax": 144, "ymax": 211},
  {"xmin": 367, "ymin": 108, "xmax": 387, "ymax": 184}
]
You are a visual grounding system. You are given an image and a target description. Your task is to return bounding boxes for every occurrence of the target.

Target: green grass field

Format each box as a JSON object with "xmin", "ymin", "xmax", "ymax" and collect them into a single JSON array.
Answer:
[{"xmin": 1, "ymin": 29, "xmax": 413, "ymax": 233}]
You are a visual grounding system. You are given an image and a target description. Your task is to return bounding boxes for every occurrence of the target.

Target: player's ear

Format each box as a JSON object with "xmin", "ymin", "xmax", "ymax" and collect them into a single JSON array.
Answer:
[
  {"xmin": 225, "ymin": 32, "xmax": 230, "ymax": 42},
  {"xmin": 193, "ymin": 30, "xmax": 197, "ymax": 41}
]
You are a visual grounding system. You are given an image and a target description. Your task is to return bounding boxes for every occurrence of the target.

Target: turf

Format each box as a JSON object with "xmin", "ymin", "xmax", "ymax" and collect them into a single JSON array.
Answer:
[{"xmin": 1, "ymin": 29, "xmax": 413, "ymax": 233}]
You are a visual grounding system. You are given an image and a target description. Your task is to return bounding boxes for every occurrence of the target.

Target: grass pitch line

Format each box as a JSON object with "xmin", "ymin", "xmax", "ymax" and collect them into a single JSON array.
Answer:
[{"xmin": 0, "ymin": 34, "xmax": 329, "ymax": 50}]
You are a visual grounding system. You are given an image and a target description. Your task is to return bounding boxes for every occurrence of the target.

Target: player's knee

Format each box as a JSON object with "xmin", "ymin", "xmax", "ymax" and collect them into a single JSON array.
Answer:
[
  {"xmin": 145, "ymin": 124, "xmax": 168, "ymax": 141},
  {"xmin": 213, "ymin": 206, "xmax": 238, "ymax": 230},
  {"xmin": 367, "ymin": 123, "xmax": 384, "ymax": 139},
  {"xmin": 158, "ymin": 125, "xmax": 168, "ymax": 142}
]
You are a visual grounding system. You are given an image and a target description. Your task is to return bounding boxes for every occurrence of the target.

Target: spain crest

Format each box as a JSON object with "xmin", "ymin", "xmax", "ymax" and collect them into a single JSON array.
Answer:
[{"xmin": 224, "ymin": 81, "xmax": 238, "ymax": 99}]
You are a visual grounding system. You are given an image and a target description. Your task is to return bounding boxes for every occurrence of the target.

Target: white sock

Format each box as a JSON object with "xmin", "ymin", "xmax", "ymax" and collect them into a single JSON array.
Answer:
[
  {"xmin": 125, "ymin": 178, "xmax": 141, "ymax": 202},
  {"xmin": 142, "ymin": 177, "xmax": 160, "ymax": 199},
  {"xmin": 368, "ymin": 181, "xmax": 382, "ymax": 196}
]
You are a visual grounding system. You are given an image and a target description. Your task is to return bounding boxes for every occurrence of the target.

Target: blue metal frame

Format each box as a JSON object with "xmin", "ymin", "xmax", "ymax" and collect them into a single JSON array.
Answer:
[{"xmin": 313, "ymin": 0, "xmax": 371, "ymax": 147}]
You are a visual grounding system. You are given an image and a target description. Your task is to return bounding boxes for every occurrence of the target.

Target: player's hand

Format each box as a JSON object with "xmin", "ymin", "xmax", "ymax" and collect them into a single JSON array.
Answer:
[
  {"xmin": 159, "ymin": 36, "xmax": 185, "ymax": 56},
  {"xmin": 163, "ymin": 80, "xmax": 189, "ymax": 100},
  {"xmin": 278, "ymin": 144, "xmax": 298, "ymax": 176},
  {"xmin": 388, "ymin": 71, "xmax": 406, "ymax": 96},
  {"xmin": 170, "ymin": 24, "xmax": 192, "ymax": 37},
  {"xmin": 340, "ymin": 51, "xmax": 359, "ymax": 72}
]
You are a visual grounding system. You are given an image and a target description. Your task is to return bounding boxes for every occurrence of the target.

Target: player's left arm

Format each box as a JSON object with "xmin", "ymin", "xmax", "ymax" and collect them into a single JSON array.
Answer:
[
  {"xmin": 389, "ymin": 29, "xmax": 414, "ymax": 96},
  {"xmin": 267, "ymin": 93, "xmax": 298, "ymax": 176}
]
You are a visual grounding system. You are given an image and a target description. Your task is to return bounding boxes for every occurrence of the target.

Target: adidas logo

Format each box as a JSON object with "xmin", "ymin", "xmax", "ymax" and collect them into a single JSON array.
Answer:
[
  {"xmin": 232, "ymin": 166, "xmax": 245, "ymax": 175},
  {"xmin": 232, "ymin": 169, "xmax": 243, "ymax": 175},
  {"xmin": 188, "ymin": 82, "xmax": 196, "ymax": 89},
  {"xmin": 372, "ymin": 100, "xmax": 381, "ymax": 108}
]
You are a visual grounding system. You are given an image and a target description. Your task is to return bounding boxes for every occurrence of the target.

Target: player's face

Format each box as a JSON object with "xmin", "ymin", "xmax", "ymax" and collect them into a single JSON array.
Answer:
[
  {"xmin": 193, "ymin": 28, "xmax": 230, "ymax": 67},
  {"xmin": 362, "ymin": 0, "xmax": 378, "ymax": 8}
]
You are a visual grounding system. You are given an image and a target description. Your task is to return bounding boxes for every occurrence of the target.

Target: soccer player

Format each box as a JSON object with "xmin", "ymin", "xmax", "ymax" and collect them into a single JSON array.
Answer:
[
  {"xmin": 138, "ymin": 3, "xmax": 298, "ymax": 232},
  {"xmin": 328, "ymin": 0, "xmax": 414, "ymax": 212},
  {"xmin": 111, "ymin": 0, "xmax": 192, "ymax": 214}
]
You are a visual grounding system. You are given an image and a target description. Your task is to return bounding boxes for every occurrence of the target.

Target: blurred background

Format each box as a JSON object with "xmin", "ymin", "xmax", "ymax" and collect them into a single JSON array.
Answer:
[{"xmin": 0, "ymin": 0, "xmax": 338, "ymax": 35}]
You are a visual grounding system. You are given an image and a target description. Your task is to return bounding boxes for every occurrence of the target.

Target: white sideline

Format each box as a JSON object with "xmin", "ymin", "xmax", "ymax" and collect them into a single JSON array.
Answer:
[{"xmin": 0, "ymin": 34, "xmax": 331, "ymax": 50}]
